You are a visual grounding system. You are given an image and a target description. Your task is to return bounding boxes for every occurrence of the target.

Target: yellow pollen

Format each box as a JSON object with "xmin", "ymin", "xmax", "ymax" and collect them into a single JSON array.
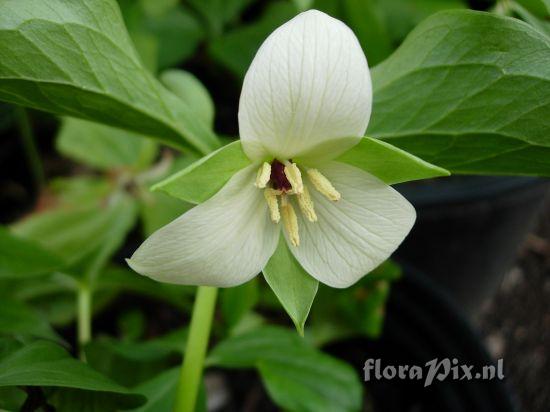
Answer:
[
  {"xmin": 255, "ymin": 162, "xmax": 271, "ymax": 188},
  {"xmin": 297, "ymin": 186, "xmax": 317, "ymax": 222},
  {"xmin": 307, "ymin": 169, "xmax": 341, "ymax": 201},
  {"xmin": 281, "ymin": 196, "xmax": 300, "ymax": 246},
  {"xmin": 264, "ymin": 188, "xmax": 281, "ymax": 223},
  {"xmin": 283, "ymin": 162, "xmax": 303, "ymax": 194}
]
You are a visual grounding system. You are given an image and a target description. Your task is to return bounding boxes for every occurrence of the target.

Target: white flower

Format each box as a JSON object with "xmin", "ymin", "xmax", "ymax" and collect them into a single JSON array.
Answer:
[{"xmin": 127, "ymin": 10, "xmax": 415, "ymax": 288}]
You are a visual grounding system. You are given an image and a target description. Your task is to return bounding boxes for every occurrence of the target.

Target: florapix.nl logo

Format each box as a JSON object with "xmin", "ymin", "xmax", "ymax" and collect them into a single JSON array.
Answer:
[{"xmin": 363, "ymin": 358, "xmax": 505, "ymax": 388}]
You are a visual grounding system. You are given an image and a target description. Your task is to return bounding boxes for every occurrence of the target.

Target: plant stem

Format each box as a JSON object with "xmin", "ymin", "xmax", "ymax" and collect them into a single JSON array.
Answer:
[
  {"xmin": 77, "ymin": 284, "xmax": 92, "ymax": 361},
  {"xmin": 15, "ymin": 107, "xmax": 45, "ymax": 189},
  {"xmin": 174, "ymin": 286, "xmax": 218, "ymax": 412}
]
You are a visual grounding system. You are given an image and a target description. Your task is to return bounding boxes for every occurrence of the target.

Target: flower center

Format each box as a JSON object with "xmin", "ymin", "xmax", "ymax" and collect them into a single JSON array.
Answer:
[{"xmin": 254, "ymin": 159, "xmax": 341, "ymax": 247}]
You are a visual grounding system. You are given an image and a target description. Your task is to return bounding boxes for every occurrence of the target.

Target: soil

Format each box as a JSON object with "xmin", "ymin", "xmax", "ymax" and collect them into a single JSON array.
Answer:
[{"xmin": 477, "ymin": 199, "xmax": 550, "ymax": 412}]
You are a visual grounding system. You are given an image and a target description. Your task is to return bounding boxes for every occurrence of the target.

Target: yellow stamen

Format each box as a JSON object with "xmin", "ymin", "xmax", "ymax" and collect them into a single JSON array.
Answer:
[
  {"xmin": 307, "ymin": 169, "xmax": 341, "ymax": 201},
  {"xmin": 281, "ymin": 196, "xmax": 300, "ymax": 246},
  {"xmin": 264, "ymin": 188, "xmax": 281, "ymax": 223},
  {"xmin": 255, "ymin": 162, "xmax": 271, "ymax": 188},
  {"xmin": 297, "ymin": 186, "xmax": 317, "ymax": 222},
  {"xmin": 283, "ymin": 162, "xmax": 303, "ymax": 194}
]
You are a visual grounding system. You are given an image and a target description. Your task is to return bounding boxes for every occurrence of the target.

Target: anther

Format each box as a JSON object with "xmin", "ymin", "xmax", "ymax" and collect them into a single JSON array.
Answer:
[
  {"xmin": 307, "ymin": 169, "xmax": 341, "ymax": 201},
  {"xmin": 283, "ymin": 162, "xmax": 304, "ymax": 194},
  {"xmin": 255, "ymin": 162, "xmax": 271, "ymax": 188},
  {"xmin": 264, "ymin": 188, "xmax": 281, "ymax": 223},
  {"xmin": 281, "ymin": 196, "xmax": 300, "ymax": 246},
  {"xmin": 297, "ymin": 186, "xmax": 317, "ymax": 222}
]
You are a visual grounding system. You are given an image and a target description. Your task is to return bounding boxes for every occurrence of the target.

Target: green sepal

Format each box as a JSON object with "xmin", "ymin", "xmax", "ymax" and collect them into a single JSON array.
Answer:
[
  {"xmin": 262, "ymin": 236, "xmax": 318, "ymax": 336},
  {"xmin": 153, "ymin": 141, "xmax": 251, "ymax": 204},
  {"xmin": 336, "ymin": 136, "xmax": 450, "ymax": 184}
]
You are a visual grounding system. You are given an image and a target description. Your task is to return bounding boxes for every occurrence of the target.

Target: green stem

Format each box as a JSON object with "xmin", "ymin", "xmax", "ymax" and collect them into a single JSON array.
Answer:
[
  {"xmin": 174, "ymin": 286, "xmax": 218, "ymax": 412},
  {"xmin": 15, "ymin": 107, "xmax": 45, "ymax": 188},
  {"xmin": 77, "ymin": 284, "xmax": 92, "ymax": 361}
]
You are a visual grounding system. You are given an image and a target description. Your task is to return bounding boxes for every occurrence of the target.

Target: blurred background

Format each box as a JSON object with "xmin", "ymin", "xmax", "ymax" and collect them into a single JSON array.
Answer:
[{"xmin": 0, "ymin": 0, "xmax": 548, "ymax": 411}]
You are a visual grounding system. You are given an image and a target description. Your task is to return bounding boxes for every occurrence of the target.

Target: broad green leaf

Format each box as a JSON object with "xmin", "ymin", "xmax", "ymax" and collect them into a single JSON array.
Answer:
[
  {"xmin": 138, "ymin": 154, "xmax": 197, "ymax": 235},
  {"xmin": 160, "ymin": 70, "xmax": 215, "ymax": 129},
  {"xmin": 85, "ymin": 331, "xmax": 186, "ymax": 387},
  {"xmin": 310, "ymin": 261, "xmax": 401, "ymax": 344},
  {"xmin": 220, "ymin": 278, "xmax": 259, "ymax": 331},
  {"xmin": 129, "ymin": 368, "xmax": 207, "ymax": 412},
  {"xmin": 12, "ymin": 194, "xmax": 138, "ymax": 269},
  {"xmin": 48, "ymin": 388, "xmax": 143, "ymax": 412},
  {"xmin": 293, "ymin": 0, "xmax": 314, "ymax": 11},
  {"xmin": 0, "ymin": 299, "xmax": 62, "ymax": 343},
  {"xmin": 57, "ymin": 118, "xmax": 157, "ymax": 171},
  {"xmin": 124, "ymin": 2, "xmax": 202, "ymax": 72},
  {"xmin": 512, "ymin": 2, "xmax": 550, "ymax": 37},
  {"xmin": 0, "ymin": 387, "xmax": 25, "ymax": 411},
  {"xmin": 49, "ymin": 176, "xmax": 114, "ymax": 207},
  {"xmin": 129, "ymin": 368, "xmax": 179, "ymax": 412},
  {"xmin": 336, "ymin": 136, "xmax": 449, "ymax": 184},
  {"xmin": 369, "ymin": 11, "xmax": 550, "ymax": 176},
  {"xmin": 0, "ymin": 226, "xmax": 63, "ymax": 279},
  {"xmin": 208, "ymin": 326, "xmax": 308, "ymax": 367},
  {"xmin": 0, "ymin": 0, "xmax": 219, "ymax": 154},
  {"xmin": 6, "ymin": 272, "xmax": 115, "ymax": 327},
  {"xmin": 263, "ymin": 238, "xmax": 318, "ymax": 335},
  {"xmin": 378, "ymin": 0, "xmax": 466, "ymax": 43},
  {"xmin": 153, "ymin": 141, "xmax": 251, "ymax": 204},
  {"xmin": 208, "ymin": 327, "xmax": 362, "ymax": 412},
  {"xmin": 258, "ymin": 357, "xmax": 361, "ymax": 412},
  {"xmin": 515, "ymin": 0, "xmax": 550, "ymax": 16},
  {"xmin": 209, "ymin": 2, "xmax": 298, "ymax": 78},
  {"xmin": 97, "ymin": 266, "xmax": 195, "ymax": 310},
  {"xmin": 341, "ymin": 0, "xmax": 392, "ymax": 65},
  {"xmin": 188, "ymin": 0, "xmax": 255, "ymax": 36},
  {"xmin": 0, "ymin": 341, "xmax": 145, "ymax": 409},
  {"xmin": 139, "ymin": 0, "xmax": 179, "ymax": 17}
]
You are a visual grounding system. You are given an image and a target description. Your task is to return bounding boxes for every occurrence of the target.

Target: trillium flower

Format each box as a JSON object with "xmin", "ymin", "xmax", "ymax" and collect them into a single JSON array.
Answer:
[{"xmin": 128, "ymin": 10, "xmax": 416, "ymax": 288}]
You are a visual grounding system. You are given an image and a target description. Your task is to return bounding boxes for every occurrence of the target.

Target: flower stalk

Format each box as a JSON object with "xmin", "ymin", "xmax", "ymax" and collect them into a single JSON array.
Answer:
[
  {"xmin": 174, "ymin": 286, "xmax": 218, "ymax": 412},
  {"xmin": 77, "ymin": 284, "xmax": 91, "ymax": 360}
]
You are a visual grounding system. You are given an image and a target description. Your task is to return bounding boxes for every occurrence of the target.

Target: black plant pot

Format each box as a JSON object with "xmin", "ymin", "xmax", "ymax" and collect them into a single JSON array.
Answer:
[
  {"xmin": 329, "ymin": 267, "xmax": 518, "ymax": 412},
  {"xmin": 395, "ymin": 176, "xmax": 549, "ymax": 315}
]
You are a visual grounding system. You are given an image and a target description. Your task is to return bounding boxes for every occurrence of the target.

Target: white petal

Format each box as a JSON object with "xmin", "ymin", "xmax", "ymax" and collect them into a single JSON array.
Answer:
[
  {"xmin": 286, "ymin": 162, "xmax": 415, "ymax": 288},
  {"xmin": 238, "ymin": 10, "xmax": 372, "ymax": 162},
  {"xmin": 127, "ymin": 165, "xmax": 280, "ymax": 287}
]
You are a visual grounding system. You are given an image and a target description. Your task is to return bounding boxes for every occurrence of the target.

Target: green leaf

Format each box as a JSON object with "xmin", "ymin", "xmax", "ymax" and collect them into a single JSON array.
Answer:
[
  {"xmin": 129, "ymin": 368, "xmax": 179, "ymax": 412},
  {"xmin": 336, "ymin": 136, "xmax": 449, "ymax": 184},
  {"xmin": 138, "ymin": 154, "xmax": 197, "ymax": 236},
  {"xmin": 12, "ymin": 193, "xmax": 138, "ymax": 271},
  {"xmin": 515, "ymin": 0, "xmax": 550, "ymax": 16},
  {"xmin": 258, "ymin": 357, "xmax": 361, "ymax": 412},
  {"xmin": 0, "ymin": 341, "xmax": 145, "ymax": 409},
  {"xmin": 378, "ymin": 0, "xmax": 466, "ymax": 43},
  {"xmin": 129, "ymin": 367, "xmax": 207, "ymax": 412},
  {"xmin": 341, "ymin": 0, "xmax": 392, "ymax": 65},
  {"xmin": 188, "ymin": 0, "xmax": 255, "ymax": 36},
  {"xmin": 220, "ymin": 278, "xmax": 259, "ymax": 331},
  {"xmin": 263, "ymin": 237, "xmax": 318, "ymax": 335},
  {"xmin": 160, "ymin": 70, "xmax": 215, "ymax": 129},
  {"xmin": 0, "ymin": 0, "xmax": 219, "ymax": 154},
  {"xmin": 512, "ymin": 2, "xmax": 550, "ymax": 37},
  {"xmin": 57, "ymin": 118, "xmax": 158, "ymax": 171},
  {"xmin": 0, "ymin": 226, "xmax": 63, "ymax": 279},
  {"xmin": 208, "ymin": 326, "xmax": 362, "ymax": 412},
  {"xmin": 209, "ymin": 2, "xmax": 298, "ymax": 78},
  {"xmin": 96, "ymin": 266, "xmax": 195, "ymax": 311},
  {"xmin": 84, "ymin": 331, "xmax": 186, "ymax": 387},
  {"xmin": 0, "ymin": 299, "xmax": 62, "ymax": 343},
  {"xmin": 369, "ymin": 10, "xmax": 550, "ymax": 176},
  {"xmin": 153, "ymin": 141, "xmax": 251, "ymax": 204}
]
